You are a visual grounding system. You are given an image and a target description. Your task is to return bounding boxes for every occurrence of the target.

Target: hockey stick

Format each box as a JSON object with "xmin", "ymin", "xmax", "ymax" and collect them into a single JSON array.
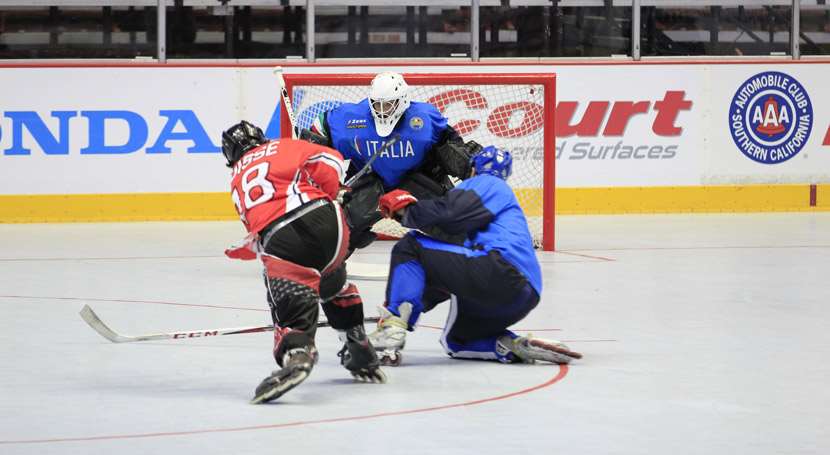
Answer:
[
  {"xmin": 79, "ymin": 304, "xmax": 379, "ymax": 344},
  {"xmin": 340, "ymin": 134, "xmax": 403, "ymax": 281},
  {"xmin": 274, "ymin": 67, "xmax": 298, "ymax": 139},
  {"xmin": 345, "ymin": 133, "xmax": 400, "ymax": 187}
]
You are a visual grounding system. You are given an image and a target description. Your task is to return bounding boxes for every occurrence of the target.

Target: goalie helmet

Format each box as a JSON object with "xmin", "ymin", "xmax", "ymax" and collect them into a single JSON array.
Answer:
[
  {"xmin": 222, "ymin": 120, "xmax": 266, "ymax": 167},
  {"xmin": 368, "ymin": 72, "xmax": 410, "ymax": 137},
  {"xmin": 471, "ymin": 146, "xmax": 513, "ymax": 180}
]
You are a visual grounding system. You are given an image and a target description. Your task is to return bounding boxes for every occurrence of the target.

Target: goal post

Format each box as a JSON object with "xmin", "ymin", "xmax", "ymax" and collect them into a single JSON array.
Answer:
[{"xmin": 281, "ymin": 72, "xmax": 556, "ymax": 251}]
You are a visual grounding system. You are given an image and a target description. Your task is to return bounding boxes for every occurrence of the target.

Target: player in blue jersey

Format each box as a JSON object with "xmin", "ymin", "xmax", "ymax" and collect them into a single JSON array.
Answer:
[
  {"xmin": 301, "ymin": 72, "xmax": 481, "ymax": 250},
  {"xmin": 367, "ymin": 146, "xmax": 583, "ymax": 366}
]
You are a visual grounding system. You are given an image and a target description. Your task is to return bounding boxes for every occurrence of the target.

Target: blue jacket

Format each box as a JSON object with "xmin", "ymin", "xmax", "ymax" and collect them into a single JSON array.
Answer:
[{"xmin": 401, "ymin": 174, "xmax": 542, "ymax": 295}]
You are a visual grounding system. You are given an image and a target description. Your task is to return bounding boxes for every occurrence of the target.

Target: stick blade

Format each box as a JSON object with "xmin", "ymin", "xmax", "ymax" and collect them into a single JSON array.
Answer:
[{"xmin": 79, "ymin": 305, "xmax": 132, "ymax": 343}]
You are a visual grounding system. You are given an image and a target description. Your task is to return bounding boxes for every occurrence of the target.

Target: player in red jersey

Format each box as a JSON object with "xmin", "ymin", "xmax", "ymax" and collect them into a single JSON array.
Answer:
[{"xmin": 222, "ymin": 120, "xmax": 386, "ymax": 404}]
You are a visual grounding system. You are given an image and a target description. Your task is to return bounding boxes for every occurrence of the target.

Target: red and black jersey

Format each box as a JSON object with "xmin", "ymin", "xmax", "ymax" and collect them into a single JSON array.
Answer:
[{"xmin": 229, "ymin": 138, "xmax": 346, "ymax": 234}]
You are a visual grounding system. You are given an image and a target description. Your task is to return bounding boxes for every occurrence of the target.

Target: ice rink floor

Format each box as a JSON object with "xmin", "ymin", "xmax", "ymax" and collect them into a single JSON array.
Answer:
[{"xmin": 1, "ymin": 213, "xmax": 828, "ymax": 455}]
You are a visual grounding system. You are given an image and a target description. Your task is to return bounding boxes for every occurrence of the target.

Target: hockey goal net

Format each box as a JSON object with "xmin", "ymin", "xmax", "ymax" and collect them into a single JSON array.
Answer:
[{"xmin": 281, "ymin": 72, "xmax": 556, "ymax": 251}]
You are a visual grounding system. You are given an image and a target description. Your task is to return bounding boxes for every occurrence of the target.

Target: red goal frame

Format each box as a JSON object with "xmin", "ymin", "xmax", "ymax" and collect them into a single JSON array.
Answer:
[{"xmin": 281, "ymin": 73, "xmax": 556, "ymax": 251}]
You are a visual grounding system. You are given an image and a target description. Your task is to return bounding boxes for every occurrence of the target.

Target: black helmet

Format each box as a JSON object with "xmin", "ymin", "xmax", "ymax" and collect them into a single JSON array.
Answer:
[{"xmin": 222, "ymin": 120, "xmax": 266, "ymax": 167}]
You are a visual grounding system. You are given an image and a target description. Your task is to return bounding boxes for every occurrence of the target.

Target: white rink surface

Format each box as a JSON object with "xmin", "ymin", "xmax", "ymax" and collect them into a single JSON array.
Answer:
[{"xmin": 1, "ymin": 213, "xmax": 829, "ymax": 455}]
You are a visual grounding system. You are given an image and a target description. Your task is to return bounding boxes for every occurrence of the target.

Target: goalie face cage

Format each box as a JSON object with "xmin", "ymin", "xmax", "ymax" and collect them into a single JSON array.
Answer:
[{"xmin": 282, "ymin": 73, "xmax": 556, "ymax": 251}]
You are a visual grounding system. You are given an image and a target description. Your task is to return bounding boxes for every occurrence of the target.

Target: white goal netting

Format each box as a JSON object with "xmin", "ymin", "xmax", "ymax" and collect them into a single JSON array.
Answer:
[{"xmin": 283, "ymin": 73, "xmax": 555, "ymax": 250}]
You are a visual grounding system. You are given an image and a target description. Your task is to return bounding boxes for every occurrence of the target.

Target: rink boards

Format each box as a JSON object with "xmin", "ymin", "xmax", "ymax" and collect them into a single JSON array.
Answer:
[{"xmin": 0, "ymin": 60, "xmax": 829, "ymax": 222}]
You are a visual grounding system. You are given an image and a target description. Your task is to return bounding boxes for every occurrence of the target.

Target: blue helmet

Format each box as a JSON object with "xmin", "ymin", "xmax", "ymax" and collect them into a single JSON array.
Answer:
[{"xmin": 471, "ymin": 146, "xmax": 512, "ymax": 180}]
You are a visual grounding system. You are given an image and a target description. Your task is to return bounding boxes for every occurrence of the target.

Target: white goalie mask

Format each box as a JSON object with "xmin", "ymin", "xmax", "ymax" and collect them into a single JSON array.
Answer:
[{"xmin": 368, "ymin": 72, "xmax": 410, "ymax": 137}]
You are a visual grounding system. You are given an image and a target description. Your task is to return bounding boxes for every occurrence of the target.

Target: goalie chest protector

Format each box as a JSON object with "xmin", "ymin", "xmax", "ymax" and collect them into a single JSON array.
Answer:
[{"xmin": 326, "ymin": 100, "xmax": 448, "ymax": 189}]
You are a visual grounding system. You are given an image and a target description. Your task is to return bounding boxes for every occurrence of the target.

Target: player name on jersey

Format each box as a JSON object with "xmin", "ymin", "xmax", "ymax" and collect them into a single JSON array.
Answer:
[{"xmin": 231, "ymin": 141, "xmax": 279, "ymax": 177}]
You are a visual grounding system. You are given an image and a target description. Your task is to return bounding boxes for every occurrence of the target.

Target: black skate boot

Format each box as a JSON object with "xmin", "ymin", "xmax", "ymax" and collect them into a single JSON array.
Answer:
[
  {"xmin": 251, "ymin": 346, "xmax": 318, "ymax": 404},
  {"xmin": 337, "ymin": 325, "xmax": 387, "ymax": 383}
]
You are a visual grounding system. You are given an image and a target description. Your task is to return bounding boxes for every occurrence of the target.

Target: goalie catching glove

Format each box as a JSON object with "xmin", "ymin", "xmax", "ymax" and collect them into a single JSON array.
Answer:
[{"xmin": 378, "ymin": 189, "xmax": 417, "ymax": 219}]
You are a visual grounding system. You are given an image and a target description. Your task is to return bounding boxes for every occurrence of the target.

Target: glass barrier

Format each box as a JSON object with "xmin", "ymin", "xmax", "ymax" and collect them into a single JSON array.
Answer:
[
  {"xmin": 0, "ymin": 5, "xmax": 306, "ymax": 59},
  {"xmin": 0, "ymin": 6, "xmax": 158, "ymax": 59},
  {"xmin": 641, "ymin": 4, "xmax": 792, "ymax": 57},
  {"xmin": 480, "ymin": 4, "xmax": 632, "ymax": 58},
  {"xmin": 315, "ymin": 5, "xmax": 470, "ymax": 58},
  {"xmin": 166, "ymin": 5, "xmax": 305, "ymax": 59},
  {"xmin": 800, "ymin": 3, "xmax": 830, "ymax": 55}
]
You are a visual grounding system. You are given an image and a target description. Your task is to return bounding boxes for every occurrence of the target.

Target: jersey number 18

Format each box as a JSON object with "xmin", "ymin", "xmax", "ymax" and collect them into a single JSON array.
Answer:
[{"xmin": 231, "ymin": 162, "xmax": 276, "ymax": 225}]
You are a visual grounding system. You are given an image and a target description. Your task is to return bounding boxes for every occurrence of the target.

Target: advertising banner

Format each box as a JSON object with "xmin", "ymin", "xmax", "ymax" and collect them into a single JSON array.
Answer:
[
  {"xmin": 707, "ymin": 66, "xmax": 830, "ymax": 184},
  {"xmin": 0, "ymin": 62, "xmax": 828, "ymax": 197},
  {"xmin": 0, "ymin": 67, "xmax": 280, "ymax": 194}
]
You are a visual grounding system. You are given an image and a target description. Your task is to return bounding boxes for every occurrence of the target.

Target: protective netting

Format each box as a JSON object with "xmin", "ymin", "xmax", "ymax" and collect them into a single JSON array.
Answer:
[{"xmin": 287, "ymin": 78, "xmax": 550, "ymax": 248}]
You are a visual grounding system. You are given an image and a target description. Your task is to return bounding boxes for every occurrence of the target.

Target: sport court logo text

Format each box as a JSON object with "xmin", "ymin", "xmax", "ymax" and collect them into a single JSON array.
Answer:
[{"xmin": 728, "ymin": 71, "xmax": 812, "ymax": 164}]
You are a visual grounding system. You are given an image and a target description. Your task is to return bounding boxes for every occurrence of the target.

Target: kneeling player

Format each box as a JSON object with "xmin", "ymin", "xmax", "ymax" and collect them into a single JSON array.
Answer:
[
  {"xmin": 369, "ymin": 146, "xmax": 582, "ymax": 365},
  {"xmin": 222, "ymin": 121, "xmax": 386, "ymax": 404}
]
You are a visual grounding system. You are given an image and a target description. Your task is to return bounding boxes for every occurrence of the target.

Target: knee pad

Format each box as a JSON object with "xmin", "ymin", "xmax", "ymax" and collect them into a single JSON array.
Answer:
[
  {"xmin": 319, "ymin": 264, "xmax": 347, "ymax": 302},
  {"xmin": 321, "ymin": 282, "xmax": 365, "ymax": 330}
]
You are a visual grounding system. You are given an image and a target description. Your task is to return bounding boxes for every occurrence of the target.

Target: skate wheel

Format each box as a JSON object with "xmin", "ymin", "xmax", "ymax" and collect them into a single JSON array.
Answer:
[{"xmin": 379, "ymin": 350, "xmax": 402, "ymax": 366}]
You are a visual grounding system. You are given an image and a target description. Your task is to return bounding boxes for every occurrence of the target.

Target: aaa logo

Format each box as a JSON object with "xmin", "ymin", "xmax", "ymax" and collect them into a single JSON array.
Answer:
[{"xmin": 728, "ymin": 71, "xmax": 812, "ymax": 164}]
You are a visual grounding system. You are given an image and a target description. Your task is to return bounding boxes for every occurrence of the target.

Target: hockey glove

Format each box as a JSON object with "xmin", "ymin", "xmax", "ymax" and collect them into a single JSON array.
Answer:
[
  {"xmin": 299, "ymin": 128, "xmax": 331, "ymax": 146},
  {"xmin": 336, "ymin": 185, "xmax": 350, "ymax": 205},
  {"xmin": 224, "ymin": 233, "xmax": 260, "ymax": 260},
  {"xmin": 379, "ymin": 189, "xmax": 417, "ymax": 219}
]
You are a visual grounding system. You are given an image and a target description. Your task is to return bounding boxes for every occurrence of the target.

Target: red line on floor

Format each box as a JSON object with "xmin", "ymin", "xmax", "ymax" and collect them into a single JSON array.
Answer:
[
  {"xmin": 555, "ymin": 251, "xmax": 616, "ymax": 262},
  {"xmin": 0, "ymin": 366, "xmax": 568, "ymax": 445}
]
